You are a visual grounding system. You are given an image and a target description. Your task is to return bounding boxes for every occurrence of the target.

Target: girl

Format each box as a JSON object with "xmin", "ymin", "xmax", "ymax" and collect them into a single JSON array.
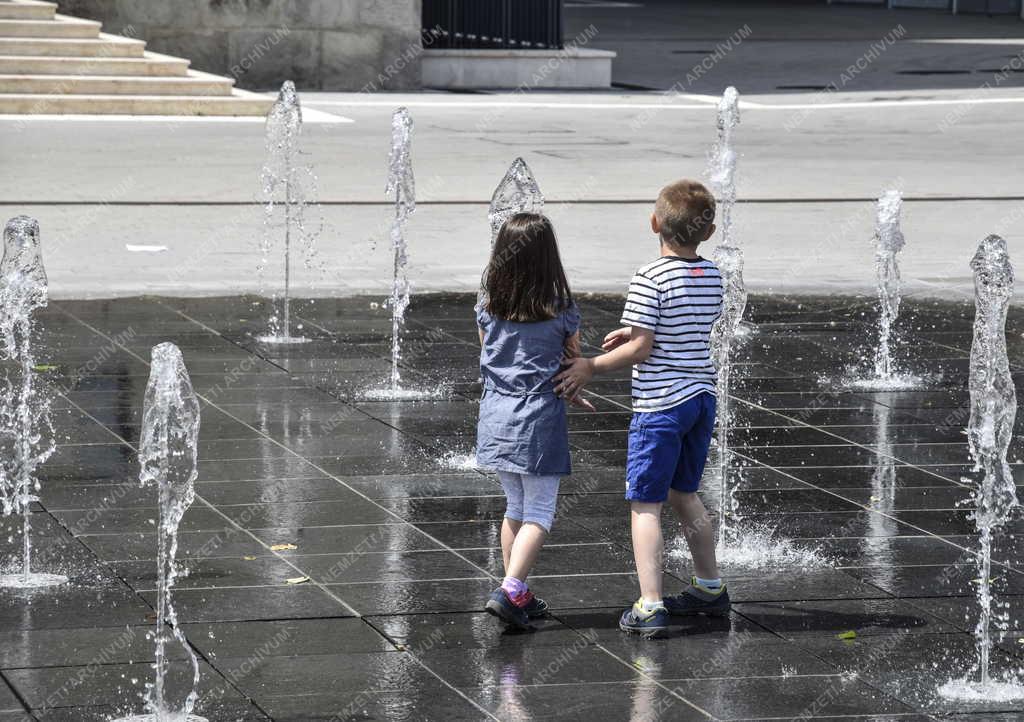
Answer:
[{"xmin": 476, "ymin": 212, "xmax": 593, "ymax": 630}]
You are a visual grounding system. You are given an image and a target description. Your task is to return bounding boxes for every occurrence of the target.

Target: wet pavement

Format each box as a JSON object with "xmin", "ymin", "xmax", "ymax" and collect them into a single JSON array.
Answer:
[{"xmin": 1, "ymin": 292, "xmax": 1022, "ymax": 721}]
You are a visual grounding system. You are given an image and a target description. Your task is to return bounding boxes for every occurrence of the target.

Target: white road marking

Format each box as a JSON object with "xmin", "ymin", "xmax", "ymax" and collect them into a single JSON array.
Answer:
[
  {"xmin": 125, "ymin": 244, "xmax": 168, "ymax": 252},
  {"xmin": 307, "ymin": 99, "xmax": 718, "ymax": 110},
  {"xmin": 306, "ymin": 94, "xmax": 1024, "ymax": 112}
]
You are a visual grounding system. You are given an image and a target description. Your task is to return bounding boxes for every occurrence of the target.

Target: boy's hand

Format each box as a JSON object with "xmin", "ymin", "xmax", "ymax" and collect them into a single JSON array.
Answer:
[
  {"xmin": 567, "ymin": 393, "xmax": 596, "ymax": 412},
  {"xmin": 602, "ymin": 327, "xmax": 632, "ymax": 351},
  {"xmin": 555, "ymin": 357, "xmax": 594, "ymax": 399}
]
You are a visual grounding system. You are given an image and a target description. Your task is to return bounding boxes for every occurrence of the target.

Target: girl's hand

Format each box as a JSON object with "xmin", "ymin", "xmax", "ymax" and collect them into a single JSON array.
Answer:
[
  {"xmin": 567, "ymin": 393, "xmax": 596, "ymax": 412},
  {"xmin": 602, "ymin": 327, "xmax": 632, "ymax": 351}
]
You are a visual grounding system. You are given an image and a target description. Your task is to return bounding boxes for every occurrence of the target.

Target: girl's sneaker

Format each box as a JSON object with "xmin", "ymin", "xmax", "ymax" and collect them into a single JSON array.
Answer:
[
  {"xmin": 485, "ymin": 587, "xmax": 531, "ymax": 630},
  {"xmin": 664, "ymin": 577, "xmax": 730, "ymax": 617},
  {"xmin": 618, "ymin": 602, "xmax": 669, "ymax": 639},
  {"xmin": 523, "ymin": 594, "xmax": 548, "ymax": 618}
]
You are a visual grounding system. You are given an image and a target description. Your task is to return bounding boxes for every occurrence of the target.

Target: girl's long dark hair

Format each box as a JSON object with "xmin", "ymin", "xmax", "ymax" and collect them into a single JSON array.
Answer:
[{"xmin": 483, "ymin": 212, "xmax": 573, "ymax": 323}]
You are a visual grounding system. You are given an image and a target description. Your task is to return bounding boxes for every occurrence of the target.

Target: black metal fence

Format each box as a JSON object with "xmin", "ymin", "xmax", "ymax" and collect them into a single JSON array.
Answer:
[{"xmin": 422, "ymin": 0, "xmax": 564, "ymax": 50}]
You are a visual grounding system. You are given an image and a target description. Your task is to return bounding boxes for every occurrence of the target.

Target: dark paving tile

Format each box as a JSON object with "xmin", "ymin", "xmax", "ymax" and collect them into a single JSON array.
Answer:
[
  {"xmin": 112, "ymin": 556, "xmax": 303, "ymax": 591},
  {"xmin": 734, "ymin": 599, "xmax": 957, "ymax": 639},
  {"xmin": 292, "ymin": 550, "xmax": 488, "ymax": 584},
  {"xmin": 325, "ymin": 579, "xmax": 496, "ymax": 615},
  {"xmin": 77, "ymin": 527, "xmax": 266, "ymax": 562},
  {"xmin": 463, "ymin": 680, "xmax": 690, "ymax": 722},
  {"xmin": 668, "ymin": 675, "xmax": 915, "ymax": 719},
  {"xmin": 0, "ymin": 587, "xmax": 152, "ymax": 631},
  {"xmin": 251, "ymin": 523, "xmax": 442, "ymax": 554},
  {"xmin": 138, "ymin": 585, "xmax": 351, "ymax": 623},
  {"xmin": 185, "ymin": 618, "xmax": 392, "ymax": 660},
  {"xmin": 209, "ymin": 650, "xmax": 435, "ymax": 701},
  {"xmin": 0, "ymin": 625, "xmax": 157, "ymax": 668},
  {"xmin": 3, "ymin": 658, "xmax": 254, "ymax": 714},
  {"xmin": 215, "ymin": 498, "xmax": 396, "ymax": 528},
  {"xmin": 50, "ymin": 505, "xmax": 226, "ymax": 534},
  {"xmin": 368, "ymin": 612, "xmax": 588, "ymax": 651},
  {"xmin": 0, "ymin": 678, "xmax": 23, "ymax": 715},
  {"xmin": 255, "ymin": 684, "xmax": 484, "ymax": 721}
]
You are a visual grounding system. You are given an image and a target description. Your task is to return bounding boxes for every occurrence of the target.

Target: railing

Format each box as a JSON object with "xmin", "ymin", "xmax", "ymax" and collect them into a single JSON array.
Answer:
[{"xmin": 422, "ymin": 0, "xmax": 564, "ymax": 50}]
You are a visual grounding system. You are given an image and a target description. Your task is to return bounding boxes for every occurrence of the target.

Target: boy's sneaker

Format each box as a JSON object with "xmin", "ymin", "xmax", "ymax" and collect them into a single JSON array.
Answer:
[
  {"xmin": 619, "ymin": 602, "xmax": 669, "ymax": 639},
  {"xmin": 484, "ymin": 587, "xmax": 531, "ymax": 630},
  {"xmin": 523, "ymin": 594, "xmax": 548, "ymax": 619},
  {"xmin": 664, "ymin": 577, "xmax": 730, "ymax": 617}
]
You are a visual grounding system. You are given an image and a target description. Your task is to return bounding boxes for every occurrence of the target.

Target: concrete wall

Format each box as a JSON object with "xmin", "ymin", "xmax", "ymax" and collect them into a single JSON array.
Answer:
[{"xmin": 60, "ymin": 0, "xmax": 423, "ymax": 91}]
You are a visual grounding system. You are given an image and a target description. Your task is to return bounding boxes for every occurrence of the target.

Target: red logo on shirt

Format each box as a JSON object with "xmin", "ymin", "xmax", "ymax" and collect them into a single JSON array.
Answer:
[{"xmin": 691, "ymin": 268, "xmax": 705, "ymax": 276}]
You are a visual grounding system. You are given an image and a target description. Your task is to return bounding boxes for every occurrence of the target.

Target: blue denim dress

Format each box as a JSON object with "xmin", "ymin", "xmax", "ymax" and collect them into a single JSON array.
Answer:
[{"xmin": 475, "ymin": 302, "xmax": 580, "ymax": 476}]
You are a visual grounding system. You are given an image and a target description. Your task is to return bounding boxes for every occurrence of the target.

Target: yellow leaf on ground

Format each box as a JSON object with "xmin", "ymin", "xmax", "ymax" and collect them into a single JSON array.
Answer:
[
  {"xmin": 285, "ymin": 576, "xmax": 309, "ymax": 585},
  {"xmin": 270, "ymin": 543, "xmax": 297, "ymax": 551},
  {"xmin": 837, "ymin": 631, "xmax": 857, "ymax": 640},
  {"xmin": 242, "ymin": 556, "xmax": 256, "ymax": 561}
]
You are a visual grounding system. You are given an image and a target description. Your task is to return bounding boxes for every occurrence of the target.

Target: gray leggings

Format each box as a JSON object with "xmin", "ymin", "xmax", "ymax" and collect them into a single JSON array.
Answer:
[{"xmin": 497, "ymin": 471, "xmax": 561, "ymax": 532}]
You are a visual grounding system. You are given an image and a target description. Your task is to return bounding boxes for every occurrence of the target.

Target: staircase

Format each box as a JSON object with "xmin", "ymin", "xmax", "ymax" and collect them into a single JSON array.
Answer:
[{"xmin": 0, "ymin": 0, "xmax": 273, "ymax": 115}]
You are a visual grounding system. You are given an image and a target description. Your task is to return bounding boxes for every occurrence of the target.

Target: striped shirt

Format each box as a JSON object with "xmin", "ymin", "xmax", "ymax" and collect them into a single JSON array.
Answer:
[{"xmin": 620, "ymin": 256, "xmax": 723, "ymax": 412}]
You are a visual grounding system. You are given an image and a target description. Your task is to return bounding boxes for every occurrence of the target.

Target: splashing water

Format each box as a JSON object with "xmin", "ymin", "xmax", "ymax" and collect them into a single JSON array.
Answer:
[
  {"xmin": 0, "ymin": 216, "xmax": 65, "ymax": 589},
  {"xmin": 439, "ymin": 451, "xmax": 479, "ymax": 471},
  {"xmin": 838, "ymin": 190, "xmax": 924, "ymax": 390},
  {"xmin": 709, "ymin": 87, "xmax": 739, "ymax": 247},
  {"xmin": 709, "ymin": 244, "xmax": 747, "ymax": 548},
  {"xmin": 940, "ymin": 235, "xmax": 1024, "ymax": 701},
  {"xmin": 257, "ymin": 81, "xmax": 323, "ymax": 345},
  {"xmin": 114, "ymin": 343, "xmax": 206, "ymax": 722},
  {"xmin": 386, "ymin": 108, "xmax": 416, "ymax": 390},
  {"xmin": 670, "ymin": 522, "xmax": 827, "ymax": 571},
  {"xmin": 488, "ymin": 158, "xmax": 544, "ymax": 246},
  {"xmin": 873, "ymin": 190, "xmax": 905, "ymax": 379}
]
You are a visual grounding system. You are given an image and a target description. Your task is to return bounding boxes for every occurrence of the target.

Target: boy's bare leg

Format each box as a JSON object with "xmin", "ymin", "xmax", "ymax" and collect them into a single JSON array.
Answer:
[
  {"xmin": 668, "ymin": 489, "xmax": 719, "ymax": 580},
  {"xmin": 501, "ymin": 517, "xmax": 522, "ymax": 574},
  {"xmin": 506, "ymin": 523, "xmax": 548, "ymax": 581},
  {"xmin": 630, "ymin": 502, "xmax": 665, "ymax": 601}
]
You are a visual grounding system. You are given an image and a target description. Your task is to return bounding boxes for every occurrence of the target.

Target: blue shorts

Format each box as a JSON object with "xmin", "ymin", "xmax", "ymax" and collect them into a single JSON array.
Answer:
[{"xmin": 626, "ymin": 392, "xmax": 717, "ymax": 503}]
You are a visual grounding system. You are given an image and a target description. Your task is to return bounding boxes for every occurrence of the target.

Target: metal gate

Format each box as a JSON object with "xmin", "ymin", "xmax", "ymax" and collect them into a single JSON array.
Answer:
[{"xmin": 422, "ymin": 0, "xmax": 565, "ymax": 50}]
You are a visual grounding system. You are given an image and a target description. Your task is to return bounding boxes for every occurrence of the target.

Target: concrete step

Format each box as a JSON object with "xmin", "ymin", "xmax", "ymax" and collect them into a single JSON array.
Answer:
[
  {"xmin": 0, "ymin": 52, "xmax": 189, "ymax": 76},
  {"xmin": 0, "ymin": 91, "xmax": 274, "ymax": 115},
  {"xmin": 0, "ymin": 1, "xmax": 57, "ymax": 20},
  {"xmin": 0, "ymin": 14, "xmax": 101, "ymax": 38},
  {"xmin": 0, "ymin": 33, "xmax": 146, "ymax": 57},
  {"xmin": 0, "ymin": 70, "xmax": 234, "ymax": 95}
]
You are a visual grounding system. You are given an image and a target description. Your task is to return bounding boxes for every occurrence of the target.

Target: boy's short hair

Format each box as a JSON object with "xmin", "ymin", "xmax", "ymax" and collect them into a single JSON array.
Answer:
[{"xmin": 655, "ymin": 180, "xmax": 716, "ymax": 247}]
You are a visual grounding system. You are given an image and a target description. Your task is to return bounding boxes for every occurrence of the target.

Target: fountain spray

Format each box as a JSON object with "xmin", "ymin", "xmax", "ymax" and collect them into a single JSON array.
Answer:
[
  {"xmin": 710, "ymin": 246, "xmax": 747, "ymax": 548},
  {"xmin": 115, "ymin": 343, "xmax": 206, "ymax": 722},
  {"xmin": 386, "ymin": 108, "xmax": 415, "ymax": 391},
  {"xmin": 873, "ymin": 190, "xmax": 906, "ymax": 381},
  {"xmin": 488, "ymin": 157, "xmax": 544, "ymax": 246},
  {"xmin": 710, "ymin": 87, "xmax": 739, "ymax": 247},
  {"xmin": 258, "ymin": 81, "xmax": 321, "ymax": 345},
  {"xmin": 939, "ymin": 236, "xmax": 1021, "ymax": 700},
  {"xmin": 707, "ymin": 87, "xmax": 747, "ymax": 547},
  {"xmin": 0, "ymin": 216, "xmax": 65, "ymax": 589}
]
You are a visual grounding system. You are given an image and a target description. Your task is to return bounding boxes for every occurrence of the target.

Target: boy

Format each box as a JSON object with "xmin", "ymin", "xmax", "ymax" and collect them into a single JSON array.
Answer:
[{"xmin": 554, "ymin": 179, "xmax": 728, "ymax": 638}]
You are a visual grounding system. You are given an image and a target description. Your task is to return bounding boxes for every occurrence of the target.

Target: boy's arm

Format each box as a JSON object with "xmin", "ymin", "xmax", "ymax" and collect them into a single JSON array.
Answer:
[
  {"xmin": 562, "ymin": 331, "xmax": 596, "ymax": 411},
  {"xmin": 554, "ymin": 327, "xmax": 654, "ymax": 399}
]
